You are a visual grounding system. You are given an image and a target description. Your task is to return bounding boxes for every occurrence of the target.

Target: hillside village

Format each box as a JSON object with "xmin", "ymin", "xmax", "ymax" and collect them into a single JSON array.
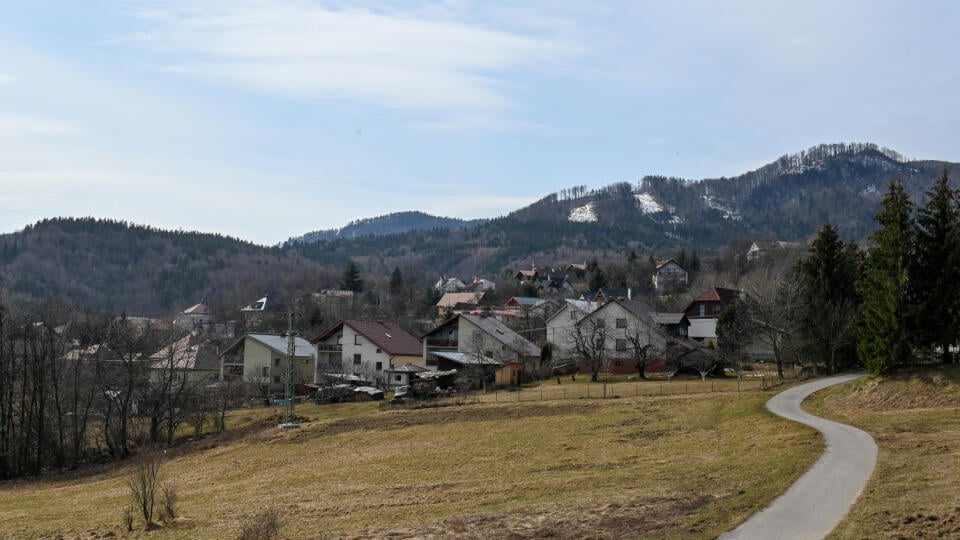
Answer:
[{"xmin": 96, "ymin": 241, "xmax": 797, "ymax": 408}]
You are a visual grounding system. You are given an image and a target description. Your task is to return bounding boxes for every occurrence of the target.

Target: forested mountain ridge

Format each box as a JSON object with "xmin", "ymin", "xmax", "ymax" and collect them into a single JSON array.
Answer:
[
  {"xmin": 1, "ymin": 143, "xmax": 956, "ymax": 315},
  {"xmin": 0, "ymin": 218, "xmax": 335, "ymax": 316},
  {"xmin": 287, "ymin": 211, "xmax": 486, "ymax": 245}
]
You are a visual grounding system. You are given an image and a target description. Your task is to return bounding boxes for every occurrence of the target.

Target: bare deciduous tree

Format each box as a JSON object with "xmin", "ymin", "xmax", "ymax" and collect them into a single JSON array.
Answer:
[{"xmin": 570, "ymin": 318, "xmax": 609, "ymax": 382}]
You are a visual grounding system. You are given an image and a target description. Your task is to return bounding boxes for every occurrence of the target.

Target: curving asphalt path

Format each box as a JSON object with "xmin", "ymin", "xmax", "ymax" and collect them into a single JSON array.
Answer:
[{"xmin": 719, "ymin": 372, "xmax": 877, "ymax": 540}]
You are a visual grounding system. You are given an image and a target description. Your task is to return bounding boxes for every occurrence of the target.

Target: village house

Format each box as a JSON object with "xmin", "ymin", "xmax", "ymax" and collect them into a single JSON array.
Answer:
[
  {"xmin": 219, "ymin": 333, "xmax": 316, "ymax": 394},
  {"xmin": 652, "ymin": 258, "xmax": 689, "ymax": 291},
  {"xmin": 545, "ymin": 299, "xmax": 599, "ymax": 359},
  {"xmin": 435, "ymin": 291, "xmax": 486, "ymax": 318},
  {"xmin": 747, "ymin": 240, "xmax": 803, "ymax": 261},
  {"xmin": 434, "ymin": 276, "xmax": 467, "ymax": 293},
  {"xmin": 572, "ymin": 298, "xmax": 694, "ymax": 376},
  {"xmin": 422, "ymin": 313, "xmax": 541, "ymax": 386},
  {"xmin": 311, "ymin": 320, "xmax": 422, "ymax": 387},
  {"xmin": 465, "ymin": 276, "xmax": 497, "ymax": 292},
  {"xmin": 683, "ymin": 287, "xmax": 742, "ymax": 346},
  {"xmin": 148, "ymin": 334, "xmax": 222, "ymax": 384}
]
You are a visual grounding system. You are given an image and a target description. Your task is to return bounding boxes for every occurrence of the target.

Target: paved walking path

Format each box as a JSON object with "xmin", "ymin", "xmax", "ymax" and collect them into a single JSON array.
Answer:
[{"xmin": 719, "ymin": 372, "xmax": 877, "ymax": 540}]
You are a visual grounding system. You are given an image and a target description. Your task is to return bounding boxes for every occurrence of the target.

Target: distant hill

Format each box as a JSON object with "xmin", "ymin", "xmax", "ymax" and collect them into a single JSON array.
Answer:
[
  {"xmin": 0, "ymin": 218, "xmax": 333, "ymax": 316},
  {"xmin": 287, "ymin": 211, "xmax": 486, "ymax": 245}
]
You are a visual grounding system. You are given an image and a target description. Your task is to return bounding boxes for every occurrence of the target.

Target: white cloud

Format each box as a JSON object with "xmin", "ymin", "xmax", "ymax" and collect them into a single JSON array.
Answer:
[
  {"xmin": 119, "ymin": 1, "xmax": 576, "ymax": 115},
  {"xmin": 0, "ymin": 74, "xmax": 14, "ymax": 84},
  {"xmin": 0, "ymin": 114, "xmax": 77, "ymax": 137}
]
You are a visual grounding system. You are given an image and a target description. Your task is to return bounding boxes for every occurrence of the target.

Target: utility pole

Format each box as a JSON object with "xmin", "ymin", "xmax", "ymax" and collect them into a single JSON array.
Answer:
[{"xmin": 280, "ymin": 310, "xmax": 299, "ymax": 429}]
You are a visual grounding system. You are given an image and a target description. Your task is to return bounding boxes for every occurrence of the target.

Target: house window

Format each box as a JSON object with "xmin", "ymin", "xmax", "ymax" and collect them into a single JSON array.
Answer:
[
  {"xmin": 616, "ymin": 318, "xmax": 627, "ymax": 328},
  {"xmin": 615, "ymin": 360, "xmax": 624, "ymax": 367},
  {"xmin": 274, "ymin": 358, "xmax": 280, "ymax": 366},
  {"xmin": 569, "ymin": 310, "xmax": 577, "ymax": 319},
  {"xmin": 353, "ymin": 354, "xmax": 362, "ymax": 365},
  {"xmin": 616, "ymin": 339, "xmax": 627, "ymax": 351},
  {"xmin": 375, "ymin": 362, "xmax": 383, "ymax": 371},
  {"xmin": 484, "ymin": 350, "xmax": 493, "ymax": 358},
  {"xmin": 596, "ymin": 319, "xmax": 605, "ymax": 327},
  {"xmin": 699, "ymin": 304, "xmax": 706, "ymax": 317},
  {"xmin": 301, "ymin": 359, "xmax": 308, "ymax": 365},
  {"xmin": 261, "ymin": 367, "xmax": 269, "ymax": 377},
  {"xmin": 376, "ymin": 348, "xmax": 382, "ymax": 353},
  {"xmin": 273, "ymin": 375, "xmax": 280, "ymax": 383},
  {"xmin": 395, "ymin": 375, "xmax": 402, "ymax": 382},
  {"xmin": 354, "ymin": 335, "xmax": 363, "ymax": 345}
]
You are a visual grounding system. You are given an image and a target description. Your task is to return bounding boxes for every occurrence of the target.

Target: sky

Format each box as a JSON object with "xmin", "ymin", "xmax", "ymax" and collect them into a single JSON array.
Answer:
[{"xmin": 1, "ymin": 1, "xmax": 958, "ymax": 245}]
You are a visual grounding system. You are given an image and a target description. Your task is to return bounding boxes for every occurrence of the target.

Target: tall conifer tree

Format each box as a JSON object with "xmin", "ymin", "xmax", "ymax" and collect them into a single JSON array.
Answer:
[
  {"xmin": 912, "ymin": 169, "xmax": 958, "ymax": 362},
  {"xmin": 797, "ymin": 224, "xmax": 861, "ymax": 373},
  {"xmin": 858, "ymin": 180, "xmax": 914, "ymax": 375}
]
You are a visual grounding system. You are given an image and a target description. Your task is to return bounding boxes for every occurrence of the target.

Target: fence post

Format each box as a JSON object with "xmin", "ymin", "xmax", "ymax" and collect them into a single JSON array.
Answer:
[{"xmin": 540, "ymin": 388, "xmax": 543, "ymax": 401}]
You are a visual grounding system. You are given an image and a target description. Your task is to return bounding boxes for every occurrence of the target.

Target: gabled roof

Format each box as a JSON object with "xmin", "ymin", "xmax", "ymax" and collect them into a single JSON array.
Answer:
[
  {"xmin": 655, "ymin": 258, "xmax": 686, "ymax": 271},
  {"xmin": 436, "ymin": 292, "xmax": 484, "ymax": 308},
  {"xmin": 690, "ymin": 287, "xmax": 741, "ymax": 304},
  {"xmin": 461, "ymin": 314, "xmax": 540, "ymax": 357},
  {"xmin": 312, "ymin": 320, "xmax": 421, "ymax": 357},
  {"xmin": 545, "ymin": 299, "xmax": 599, "ymax": 324},
  {"xmin": 182, "ymin": 302, "xmax": 211, "ymax": 315},
  {"xmin": 222, "ymin": 333, "xmax": 315, "ymax": 358},
  {"xmin": 242, "ymin": 296, "xmax": 278, "ymax": 312},
  {"xmin": 149, "ymin": 335, "xmax": 220, "ymax": 371},
  {"xmin": 612, "ymin": 298, "xmax": 657, "ymax": 319}
]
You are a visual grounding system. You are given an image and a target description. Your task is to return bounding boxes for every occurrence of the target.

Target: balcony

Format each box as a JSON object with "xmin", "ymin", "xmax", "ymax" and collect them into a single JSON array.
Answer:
[
  {"xmin": 316, "ymin": 344, "xmax": 343, "ymax": 353},
  {"xmin": 426, "ymin": 338, "xmax": 458, "ymax": 348}
]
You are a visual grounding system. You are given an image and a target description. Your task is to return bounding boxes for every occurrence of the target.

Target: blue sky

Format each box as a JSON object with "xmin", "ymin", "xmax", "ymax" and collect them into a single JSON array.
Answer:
[{"xmin": 1, "ymin": 1, "xmax": 958, "ymax": 245}]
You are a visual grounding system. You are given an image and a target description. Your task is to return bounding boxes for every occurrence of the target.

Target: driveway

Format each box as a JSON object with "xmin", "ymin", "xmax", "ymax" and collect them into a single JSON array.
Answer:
[{"xmin": 719, "ymin": 372, "xmax": 877, "ymax": 540}]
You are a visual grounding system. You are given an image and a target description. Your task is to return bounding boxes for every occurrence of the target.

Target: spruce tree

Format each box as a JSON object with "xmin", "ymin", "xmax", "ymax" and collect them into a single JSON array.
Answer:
[
  {"xmin": 911, "ymin": 170, "xmax": 958, "ymax": 362},
  {"xmin": 389, "ymin": 266, "xmax": 404, "ymax": 296},
  {"xmin": 796, "ymin": 224, "xmax": 860, "ymax": 373},
  {"xmin": 857, "ymin": 180, "xmax": 914, "ymax": 375},
  {"xmin": 341, "ymin": 260, "xmax": 364, "ymax": 293}
]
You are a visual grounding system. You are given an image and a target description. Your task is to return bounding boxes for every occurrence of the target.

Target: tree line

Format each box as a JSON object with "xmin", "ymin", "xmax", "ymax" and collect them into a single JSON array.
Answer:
[
  {"xmin": 0, "ymin": 300, "xmax": 239, "ymax": 479},
  {"xmin": 717, "ymin": 170, "xmax": 958, "ymax": 377}
]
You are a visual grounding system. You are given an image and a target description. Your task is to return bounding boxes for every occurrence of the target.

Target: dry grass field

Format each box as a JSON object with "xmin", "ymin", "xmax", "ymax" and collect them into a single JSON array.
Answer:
[
  {"xmin": 0, "ymin": 386, "xmax": 819, "ymax": 539},
  {"xmin": 806, "ymin": 366, "xmax": 960, "ymax": 539}
]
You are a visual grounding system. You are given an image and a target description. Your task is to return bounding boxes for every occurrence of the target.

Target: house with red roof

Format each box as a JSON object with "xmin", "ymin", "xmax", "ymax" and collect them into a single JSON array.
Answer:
[
  {"xmin": 311, "ymin": 320, "xmax": 423, "ymax": 386},
  {"xmin": 683, "ymin": 287, "xmax": 742, "ymax": 345}
]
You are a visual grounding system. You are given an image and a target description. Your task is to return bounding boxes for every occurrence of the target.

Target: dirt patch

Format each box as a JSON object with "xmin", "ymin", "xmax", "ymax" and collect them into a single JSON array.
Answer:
[
  {"xmin": 875, "ymin": 507, "xmax": 960, "ymax": 538},
  {"xmin": 348, "ymin": 492, "xmax": 715, "ymax": 539}
]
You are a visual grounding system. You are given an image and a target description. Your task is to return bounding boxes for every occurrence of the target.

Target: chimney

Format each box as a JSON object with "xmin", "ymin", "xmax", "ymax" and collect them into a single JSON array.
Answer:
[{"xmin": 627, "ymin": 288, "xmax": 632, "ymax": 300}]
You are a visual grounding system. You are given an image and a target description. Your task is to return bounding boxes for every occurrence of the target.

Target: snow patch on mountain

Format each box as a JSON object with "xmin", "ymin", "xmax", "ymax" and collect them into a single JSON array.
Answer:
[
  {"xmin": 701, "ymin": 196, "xmax": 741, "ymax": 221},
  {"xmin": 569, "ymin": 202, "xmax": 598, "ymax": 223},
  {"xmin": 635, "ymin": 192, "xmax": 664, "ymax": 214}
]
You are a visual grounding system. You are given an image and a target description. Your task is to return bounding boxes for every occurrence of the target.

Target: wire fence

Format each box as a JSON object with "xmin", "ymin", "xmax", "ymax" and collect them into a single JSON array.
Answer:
[{"xmin": 380, "ymin": 372, "xmax": 793, "ymax": 410}]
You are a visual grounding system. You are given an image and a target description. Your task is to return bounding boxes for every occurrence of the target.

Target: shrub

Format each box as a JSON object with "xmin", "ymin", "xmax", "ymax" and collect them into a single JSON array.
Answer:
[
  {"xmin": 127, "ymin": 448, "xmax": 164, "ymax": 525},
  {"xmin": 122, "ymin": 505, "xmax": 134, "ymax": 531},
  {"xmin": 161, "ymin": 483, "xmax": 178, "ymax": 522},
  {"xmin": 238, "ymin": 508, "xmax": 283, "ymax": 540}
]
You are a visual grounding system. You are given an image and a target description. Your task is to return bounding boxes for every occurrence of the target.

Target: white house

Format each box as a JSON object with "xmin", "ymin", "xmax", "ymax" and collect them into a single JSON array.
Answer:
[
  {"xmin": 545, "ymin": 299, "xmax": 598, "ymax": 359},
  {"xmin": 311, "ymin": 320, "xmax": 423, "ymax": 387}
]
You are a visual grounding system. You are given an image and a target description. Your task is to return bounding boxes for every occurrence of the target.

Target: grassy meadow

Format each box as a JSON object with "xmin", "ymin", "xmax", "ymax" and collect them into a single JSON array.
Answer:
[
  {"xmin": 806, "ymin": 365, "xmax": 960, "ymax": 539},
  {"xmin": 0, "ymin": 385, "xmax": 820, "ymax": 539}
]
